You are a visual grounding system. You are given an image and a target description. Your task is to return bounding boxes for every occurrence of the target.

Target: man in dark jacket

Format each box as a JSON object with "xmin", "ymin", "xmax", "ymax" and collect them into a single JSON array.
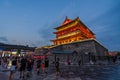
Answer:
[{"xmin": 19, "ymin": 56, "xmax": 27, "ymax": 79}]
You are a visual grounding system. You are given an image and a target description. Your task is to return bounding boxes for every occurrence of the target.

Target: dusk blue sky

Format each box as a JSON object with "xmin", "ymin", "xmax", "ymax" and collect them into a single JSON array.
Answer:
[{"xmin": 0, "ymin": 0, "xmax": 120, "ymax": 51}]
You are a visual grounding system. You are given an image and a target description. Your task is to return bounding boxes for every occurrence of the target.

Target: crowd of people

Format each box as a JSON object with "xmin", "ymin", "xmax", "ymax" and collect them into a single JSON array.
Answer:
[
  {"xmin": 0, "ymin": 56, "xmax": 60, "ymax": 80},
  {"xmin": 1, "ymin": 55, "xmax": 118, "ymax": 80}
]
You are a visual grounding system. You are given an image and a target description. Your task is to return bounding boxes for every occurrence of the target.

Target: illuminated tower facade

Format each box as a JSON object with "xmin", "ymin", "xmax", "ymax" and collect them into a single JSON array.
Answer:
[{"xmin": 51, "ymin": 17, "xmax": 95, "ymax": 45}]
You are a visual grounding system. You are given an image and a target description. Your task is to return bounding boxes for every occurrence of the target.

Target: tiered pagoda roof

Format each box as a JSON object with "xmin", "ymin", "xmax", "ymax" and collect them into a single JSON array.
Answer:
[{"xmin": 51, "ymin": 16, "xmax": 96, "ymax": 45}]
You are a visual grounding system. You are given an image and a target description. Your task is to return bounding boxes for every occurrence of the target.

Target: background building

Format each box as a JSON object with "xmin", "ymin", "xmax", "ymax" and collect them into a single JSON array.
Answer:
[{"xmin": 0, "ymin": 42, "xmax": 35, "ymax": 57}]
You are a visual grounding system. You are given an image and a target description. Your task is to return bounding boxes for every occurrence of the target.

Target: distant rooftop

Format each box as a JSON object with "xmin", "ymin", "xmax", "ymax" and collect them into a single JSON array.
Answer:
[{"xmin": 0, "ymin": 42, "xmax": 35, "ymax": 51}]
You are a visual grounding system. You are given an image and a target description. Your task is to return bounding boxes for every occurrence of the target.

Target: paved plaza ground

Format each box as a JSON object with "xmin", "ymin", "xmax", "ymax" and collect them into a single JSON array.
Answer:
[{"xmin": 0, "ymin": 63, "xmax": 120, "ymax": 80}]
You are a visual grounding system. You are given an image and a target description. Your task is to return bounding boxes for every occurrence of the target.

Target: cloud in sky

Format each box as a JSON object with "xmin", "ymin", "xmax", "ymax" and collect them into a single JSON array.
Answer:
[
  {"xmin": 0, "ymin": 36, "xmax": 8, "ymax": 43},
  {"xmin": 37, "ymin": 20, "xmax": 61, "ymax": 46}
]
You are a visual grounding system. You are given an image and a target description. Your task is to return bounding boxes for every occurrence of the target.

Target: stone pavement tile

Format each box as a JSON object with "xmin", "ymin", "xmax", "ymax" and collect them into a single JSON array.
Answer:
[
  {"xmin": 69, "ymin": 77, "xmax": 82, "ymax": 80},
  {"xmin": 29, "ymin": 73, "xmax": 45, "ymax": 80},
  {"xmin": 43, "ymin": 73, "xmax": 65, "ymax": 80},
  {"xmin": 0, "ymin": 70, "xmax": 21, "ymax": 80},
  {"xmin": 0, "ymin": 73, "xmax": 9, "ymax": 80}
]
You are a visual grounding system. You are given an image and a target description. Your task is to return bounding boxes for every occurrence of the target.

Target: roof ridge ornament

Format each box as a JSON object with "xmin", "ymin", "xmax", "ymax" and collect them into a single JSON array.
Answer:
[{"xmin": 66, "ymin": 16, "xmax": 68, "ymax": 19}]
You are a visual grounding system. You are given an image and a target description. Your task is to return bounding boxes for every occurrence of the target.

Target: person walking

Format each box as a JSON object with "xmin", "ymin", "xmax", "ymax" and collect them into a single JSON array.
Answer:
[
  {"xmin": 9, "ymin": 57, "xmax": 18, "ymax": 80},
  {"xmin": 41, "ymin": 60, "xmax": 45, "ymax": 73},
  {"xmin": 36, "ymin": 59, "xmax": 41, "ymax": 75},
  {"xmin": 78, "ymin": 59, "xmax": 81, "ymax": 66},
  {"xmin": 66, "ymin": 58, "xmax": 70, "ymax": 65},
  {"xmin": 55, "ymin": 58, "xmax": 60, "ymax": 76},
  {"xmin": 45, "ymin": 58, "xmax": 49, "ymax": 74},
  {"xmin": 26, "ymin": 58, "xmax": 33, "ymax": 78},
  {"xmin": 19, "ymin": 56, "xmax": 27, "ymax": 79}
]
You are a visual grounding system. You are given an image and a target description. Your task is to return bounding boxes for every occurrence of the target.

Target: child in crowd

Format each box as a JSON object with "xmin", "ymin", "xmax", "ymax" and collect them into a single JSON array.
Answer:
[{"xmin": 41, "ymin": 61, "xmax": 45, "ymax": 73}]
